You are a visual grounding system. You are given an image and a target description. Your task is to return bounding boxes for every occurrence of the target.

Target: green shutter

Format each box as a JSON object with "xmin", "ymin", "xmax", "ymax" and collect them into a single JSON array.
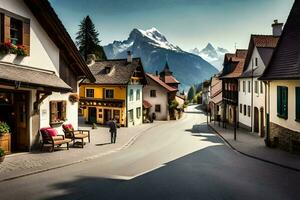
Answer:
[
  {"xmin": 283, "ymin": 87, "xmax": 288, "ymax": 118},
  {"xmin": 277, "ymin": 86, "xmax": 281, "ymax": 116},
  {"xmin": 296, "ymin": 87, "xmax": 300, "ymax": 121}
]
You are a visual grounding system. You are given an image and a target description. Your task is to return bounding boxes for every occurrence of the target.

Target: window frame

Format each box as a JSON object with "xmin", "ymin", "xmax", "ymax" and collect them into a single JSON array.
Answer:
[
  {"xmin": 155, "ymin": 104, "xmax": 161, "ymax": 113},
  {"xmin": 260, "ymin": 81, "xmax": 263, "ymax": 94},
  {"xmin": 128, "ymin": 109, "xmax": 134, "ymax": 122},
  {"xmin": 150, "ymin": 90, "xmax": 156, "ymax": 98},
  {"xmin": 50, "ymin": 100, "xmax": 67, "ymax": 124},
  {"xmin": 240, "ymin": 104, "xmax": 242, "ymax": 114},
  {"xmin": 129, "ymin": 89, "xmax": 134, "ymax": 101},
  {"xmin": 136, "ymin": 89, "xmax": 140, "ymax": 101},
  {"xmin": 105, "ymin": 89, "xmax": 114, "ymax": 99},
  {"xmin": 248, "ymin": 81, "xmax": 251, "ymax": 93},
  {"xmin": 136, "ymin": 107, "xmax": 141, "ymax": 119},
  {"xmin": 244, "ymin": 105, "xmax": 246, "ymax": 116},
  {"xmin": 277, "ymin": 86, "xmax": 288, "ymax": 119},
  {"xmin": 248, "ymin": 106, "xmax": 251, "ymax": 117},
  {"xmin": 243, "ymin": 81, "xmax": 246, "ymax": 92},
  {"xmin": 86, "ymin": 88, "xmax": 94, "ymax": 98},
  {"xmin": 255, "ymin": 81, "xmax": 258, "ymax": 94}
]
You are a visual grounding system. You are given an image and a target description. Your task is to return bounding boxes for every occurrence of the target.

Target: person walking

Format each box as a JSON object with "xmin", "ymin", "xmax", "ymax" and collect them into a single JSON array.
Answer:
[{"xmin": 108, "ymin": 118, "xmax": 118, "ymax": 143}]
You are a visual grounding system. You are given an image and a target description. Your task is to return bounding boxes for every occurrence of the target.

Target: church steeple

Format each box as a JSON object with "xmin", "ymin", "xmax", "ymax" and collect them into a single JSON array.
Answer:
[{"xmin": 160, "ymin": 61, "xmax": 173, "ymax": 77}]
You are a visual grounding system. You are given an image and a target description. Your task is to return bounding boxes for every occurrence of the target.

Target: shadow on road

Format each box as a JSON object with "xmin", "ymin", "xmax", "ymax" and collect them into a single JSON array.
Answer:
[{"xmin": 41, "ymin": 143, "xmax": 300, "ymax": 200}]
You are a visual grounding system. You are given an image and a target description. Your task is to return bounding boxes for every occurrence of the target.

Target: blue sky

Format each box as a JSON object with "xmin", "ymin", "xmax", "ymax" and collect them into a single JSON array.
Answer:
[{"xmin": 50, "ymin": 0, "xmax": 294, "ymax": 52}]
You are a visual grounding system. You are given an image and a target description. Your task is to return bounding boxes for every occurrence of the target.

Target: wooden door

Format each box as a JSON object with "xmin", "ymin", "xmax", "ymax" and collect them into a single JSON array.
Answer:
[
  {"xmin": 104, "ymin": 109, "xmax": 112, "ymax": 124},
  {"xmin": 254, "ymin": 107, "xmax": 259, "ymax": 133},
  {"xmin": 14, "ymin": 93, "xmax": 29, "ymax": 151},
  {"xmin": 260, "ymin": 108, "xmax": 265, "ymax": 137},
  {"xmin": 88, "ymin": 107, "xmax": 97, "ymax": 124}
]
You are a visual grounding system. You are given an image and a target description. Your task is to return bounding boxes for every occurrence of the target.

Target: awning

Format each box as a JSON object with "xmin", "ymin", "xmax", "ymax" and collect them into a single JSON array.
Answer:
[
  {"xmin": 143, "ymin": 100, "xmax": 152, "ymax": 109},
  {"xmin": 0, "ymin": 64, "xmax": 72, "ymax": 92}
]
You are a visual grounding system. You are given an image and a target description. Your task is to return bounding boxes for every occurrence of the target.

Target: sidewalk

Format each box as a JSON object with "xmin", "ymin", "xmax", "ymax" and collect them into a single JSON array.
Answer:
[
  {"xmin": 0, "ymin": 121, "xmax": 166, "ymax": 182},
  {"xmin": 208, "ymin": 122, "xmax": 300, "ymax": 171}
]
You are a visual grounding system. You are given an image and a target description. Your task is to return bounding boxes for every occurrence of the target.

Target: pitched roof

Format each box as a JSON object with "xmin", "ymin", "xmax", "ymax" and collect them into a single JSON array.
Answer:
[
  {"xmin": 143, "ymin": 100, "xmax": 152, "ymax": 109},
  {"xmin": 24, "ymin": 0, "xmax": 95, "ymax": 82},
  {"xmin": 164, "ymin": 75, "xmax": 180, "ymax": 84},
  {"xmin": 83, "ymin": 58, "xmax": 147, "ymax": 85},
  {"xmin": 0, "ymin": 63, "xmax": 71, "ymax": 92},
  {"xmin": 146, "ymin": 73, "xmax": 178, "ymax": 92},
  {"xmin": 260, "ymin": 1, "xmax": 300, "ymax": 80},
  {"xmin": 240, "ymin": 35, "xmax": 279, "ymax": 78},
  {"xmin": 221, "ymin": 50, "xmax": 247, "ymax": 79}
]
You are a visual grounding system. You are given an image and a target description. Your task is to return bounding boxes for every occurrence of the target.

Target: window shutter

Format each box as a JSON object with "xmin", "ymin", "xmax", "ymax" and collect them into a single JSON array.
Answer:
[
  {"xmin": 277, "ymin": 86, "xmax": 281, "ymax": 116},
  {"xmin": 4, "ymin": 15, "xmax": 10, "ymax": 43},
  {"xmin": 103, "ymin": 88, "xmax": 106, "ymax": 99},
  {"xmin": 50, "ymin": 102, "xmax": 57, "ymax": 123},
  {"xmin": 282, "ymin": 87, "xmax": 288, "ymax": 118},
  {"xmin": 22, "ymin": 21, "xmax": 30, "ymax": 55},
  {"xmin": 296, "ymin": 87, "xmax": 300, "ymax": 121},
  {"xmin": 62, "ymin": 101, "xmax": 67, "ymax": 120}
]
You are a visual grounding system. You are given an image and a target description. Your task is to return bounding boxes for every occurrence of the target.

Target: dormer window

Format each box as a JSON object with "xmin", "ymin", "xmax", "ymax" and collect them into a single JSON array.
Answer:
[{"xmin": 105, "ymin": 67, "xmax": 111, "ymax": 74}]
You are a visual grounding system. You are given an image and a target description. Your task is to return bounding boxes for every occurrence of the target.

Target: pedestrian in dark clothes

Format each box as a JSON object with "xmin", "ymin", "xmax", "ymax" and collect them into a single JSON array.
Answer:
[{"xmin": 108, "ymin": 118, "xmax": 118, "ymax": 143}]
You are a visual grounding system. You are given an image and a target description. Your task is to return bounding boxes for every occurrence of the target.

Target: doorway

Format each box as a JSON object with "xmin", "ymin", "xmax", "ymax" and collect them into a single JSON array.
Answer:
[
  {"xmin": 0, "ymin": 90, "xmax": 29, "ymax": 152},
  {"xmin": 88, "ymin": 107, "xmax": 97, "ymax": 124},
  {"xmin": 254, "ymin": 107, "xmax": 259, "ymax": 133},
  {"xmin": 104, "ymin": 109, "xmax": 112, "ymax": 124},
  {"xmin": 260, "ymin": 107, "xmax": 265, "ymax": 137}
]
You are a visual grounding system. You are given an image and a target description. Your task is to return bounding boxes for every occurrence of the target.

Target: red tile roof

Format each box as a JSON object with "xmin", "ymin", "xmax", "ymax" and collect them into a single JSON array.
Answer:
[
  {"xmin": 146, "ymin": 74, "xmax": 178, "ymax": 92},
  {"xmin": 143, "ymin": 100, "xmax": 152, "ymax": 109},
  {"xmin": 164, "ymin": 75, "xmax": 180, "ymax": 84},
  {"xmin": 252, "ymin": 35, "xmax": 279, "ymax": 48},
  {"xmin": 221, "ymin": 50, "xmax": 247, "ymax": 79}
]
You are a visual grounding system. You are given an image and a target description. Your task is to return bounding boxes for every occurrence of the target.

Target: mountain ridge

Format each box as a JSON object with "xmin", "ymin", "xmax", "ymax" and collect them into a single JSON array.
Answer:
[{"xmin": 104, "ymin": 28, "xmax": 218, "ymax": 90}]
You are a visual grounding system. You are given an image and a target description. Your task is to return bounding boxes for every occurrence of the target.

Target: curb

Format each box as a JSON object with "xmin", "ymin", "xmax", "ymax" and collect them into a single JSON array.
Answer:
[
  {"xmin": 208, "ymin": 124, "xmax": 300, "ymax": 172},
  {"xmin": 0, "ymin": 122, "xmax": 166, "ymax": 182}
]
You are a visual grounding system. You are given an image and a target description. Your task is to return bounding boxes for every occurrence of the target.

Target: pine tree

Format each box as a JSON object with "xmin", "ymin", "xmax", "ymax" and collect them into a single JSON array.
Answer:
[
  {"xmin": 76, "ymin": 15, "xmax": 106, "ymax": 61},
  {"xmin": 187, "ymin": 85, "xmax": 196, "ymax": 101}
]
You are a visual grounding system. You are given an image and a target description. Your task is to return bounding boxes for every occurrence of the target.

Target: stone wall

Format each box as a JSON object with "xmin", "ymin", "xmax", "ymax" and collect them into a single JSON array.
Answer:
[{"xmin": 270, "ymin": 122, "xmax": 300, "ymax": 152}]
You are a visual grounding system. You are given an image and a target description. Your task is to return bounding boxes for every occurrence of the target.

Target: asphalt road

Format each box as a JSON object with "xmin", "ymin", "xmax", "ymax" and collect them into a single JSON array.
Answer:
[{"xmin": 1, "ymin": 105, "xmax": 300, "ymax": 200}]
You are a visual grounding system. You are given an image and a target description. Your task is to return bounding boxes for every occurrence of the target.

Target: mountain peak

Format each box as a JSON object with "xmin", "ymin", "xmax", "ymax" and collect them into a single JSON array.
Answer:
[{"xmin": 204, "ymin": 43, "xmax": 215, "ymax": 51}]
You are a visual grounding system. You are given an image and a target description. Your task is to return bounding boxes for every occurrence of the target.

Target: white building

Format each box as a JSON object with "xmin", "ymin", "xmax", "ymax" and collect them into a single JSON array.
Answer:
[
  {"xmin": 143, "ymin": 73, "xmax": 177, "ymax": 120},
  {"xmin": 238, "ymin": 33, "xmax": 279, "ymax": 136},
  {"xmin": 260, "ymin": 2, "xmax": 300, "ymax": 151},
  {"xmin": 0, "ymin": 0, "xmax": 94, "ymax": 152}
]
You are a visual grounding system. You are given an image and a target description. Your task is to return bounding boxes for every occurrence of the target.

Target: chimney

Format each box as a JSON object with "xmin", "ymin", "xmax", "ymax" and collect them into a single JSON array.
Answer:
[
  {"xmin": 272, "ymin": 20, "xmax": 283, "ymax": 37},
  {"xmin": 127, "ymin": 51, "xmax": 132, "ymax": 63}
]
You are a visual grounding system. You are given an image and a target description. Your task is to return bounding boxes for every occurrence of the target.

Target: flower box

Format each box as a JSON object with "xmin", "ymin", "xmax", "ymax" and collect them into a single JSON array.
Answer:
[{"xmin": 0, "ymin": 41, "xmax": 28, "ymax": 57}]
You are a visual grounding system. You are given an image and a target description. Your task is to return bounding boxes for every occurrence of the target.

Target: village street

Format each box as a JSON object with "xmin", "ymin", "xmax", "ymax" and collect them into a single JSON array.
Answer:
[{"xmin": 0, "ymin": 105, "xmax": 299, "ymax": 200}]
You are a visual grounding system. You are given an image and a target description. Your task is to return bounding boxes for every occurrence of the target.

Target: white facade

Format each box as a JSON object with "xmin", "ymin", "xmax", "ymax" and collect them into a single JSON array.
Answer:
[
  {"xmin": 127, "ymin": 85, "xmax": 143, "ymax": 127},
  {"xmin": 0, "ymin": 0, "xmax": 82, "ymax": 150},
  {"xmin": 269, "ymin": 80, "xmax": 300, "ymax": 133},
  {"xmin": 143, "ymin": 79, "xmax": 169, "ymax": 120},
  {"xmin": 238, "ymin": 47, "xmax": 266, "ymax": 136}
]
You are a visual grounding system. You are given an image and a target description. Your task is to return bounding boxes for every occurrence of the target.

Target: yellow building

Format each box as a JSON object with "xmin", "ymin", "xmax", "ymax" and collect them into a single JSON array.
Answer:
[{"xmin": 79, "ymin": 55, "xmax": 147, "ymax": 127}]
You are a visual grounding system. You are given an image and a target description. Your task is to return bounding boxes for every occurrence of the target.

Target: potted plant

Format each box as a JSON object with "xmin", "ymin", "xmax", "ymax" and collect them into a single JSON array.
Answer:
[
  {"xmin": 69, "ymin": 93, "xmax": 79, "ymax": 104},
  {"xmin": 0, "ymin": 121, "xmax": 11, "ymax": 154},
  {"xmin": 0, "ymin": 148, "xmax": 5, "ymax": 163}
]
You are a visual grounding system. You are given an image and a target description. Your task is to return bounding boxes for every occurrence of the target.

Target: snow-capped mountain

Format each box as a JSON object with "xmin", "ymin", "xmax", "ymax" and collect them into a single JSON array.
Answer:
[
  {"xmin": 104, "ymin": 28, "xmax": 218, "ymax": 90},
  {"xmin": 190, "ymin": 43, "xmax": 229, "ymax": 71}
]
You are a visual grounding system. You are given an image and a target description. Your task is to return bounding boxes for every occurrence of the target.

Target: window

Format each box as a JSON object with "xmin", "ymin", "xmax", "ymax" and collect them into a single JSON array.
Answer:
[
  {"xmin": 136, "ymin": 89, "xmax": 140, "ymax": 101},
  {"xmin": 10, "ymin": 17, "xmax": 23, "ymax": 45},
  {"xmin": 260, "ymin": 82, "xmax": 264, "ymax": 94},
  {"xmin": 150, "ymin": 90, "xmax": 156, "ymax": 97},
  {"xmin": 255, "ymin": 58, "xmax": 258, "ymax": 67},
  {"xmin": 129, "ymin": 89, "xmax": 134, "ymax": 101},
  {"xmin": 244, "ymin": 105, "xmax": 246, "ymax": 116},
  {"xmin": 240, "ymin": 104, "xmax": 242, "ymax": 113},
  {"xmin": 239, "ymin": 81, "xmax": 241, "ymax": 91},
  {"xmin": 248, "ymin": 106, "xmax": 251, "ymax": 117},
  {"xmin": 105, "ymin": 89, "xmax": 114, "ymax": 99},
  {"xmin": 136, "ymin": 107, "xmax": 141, "ymax": 119},
  {"xmin": 128, "ymin": 109, "xmax": 133, "ymax": 121},
  {"xmin": 247, "ymin": 81, "xmax": 251, "ymax": 93},
  {"xmin": 255, "ymin": 81, "xmax": 258, "ymax": 94},
  {"xmin": 50, "ymin": 101, "xmax": 67, "ymax": 123},
  {"xmin": 296, "ymin": 87, "xmax": 300, "ymax": 122},
  {"xmin": 155, "ymin": 105, "xmax": 161, "ymax": 112},
  {"xmin": 243, "ymin": 81, "xmax": 246, "ymax": 92},
  {"xmin": 86, "ymin": 89, "xmax": 94, "ymax": 98},
  {"xmin": 277, "ymin": 86, "xmax": 288, "ymax": 119}
]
